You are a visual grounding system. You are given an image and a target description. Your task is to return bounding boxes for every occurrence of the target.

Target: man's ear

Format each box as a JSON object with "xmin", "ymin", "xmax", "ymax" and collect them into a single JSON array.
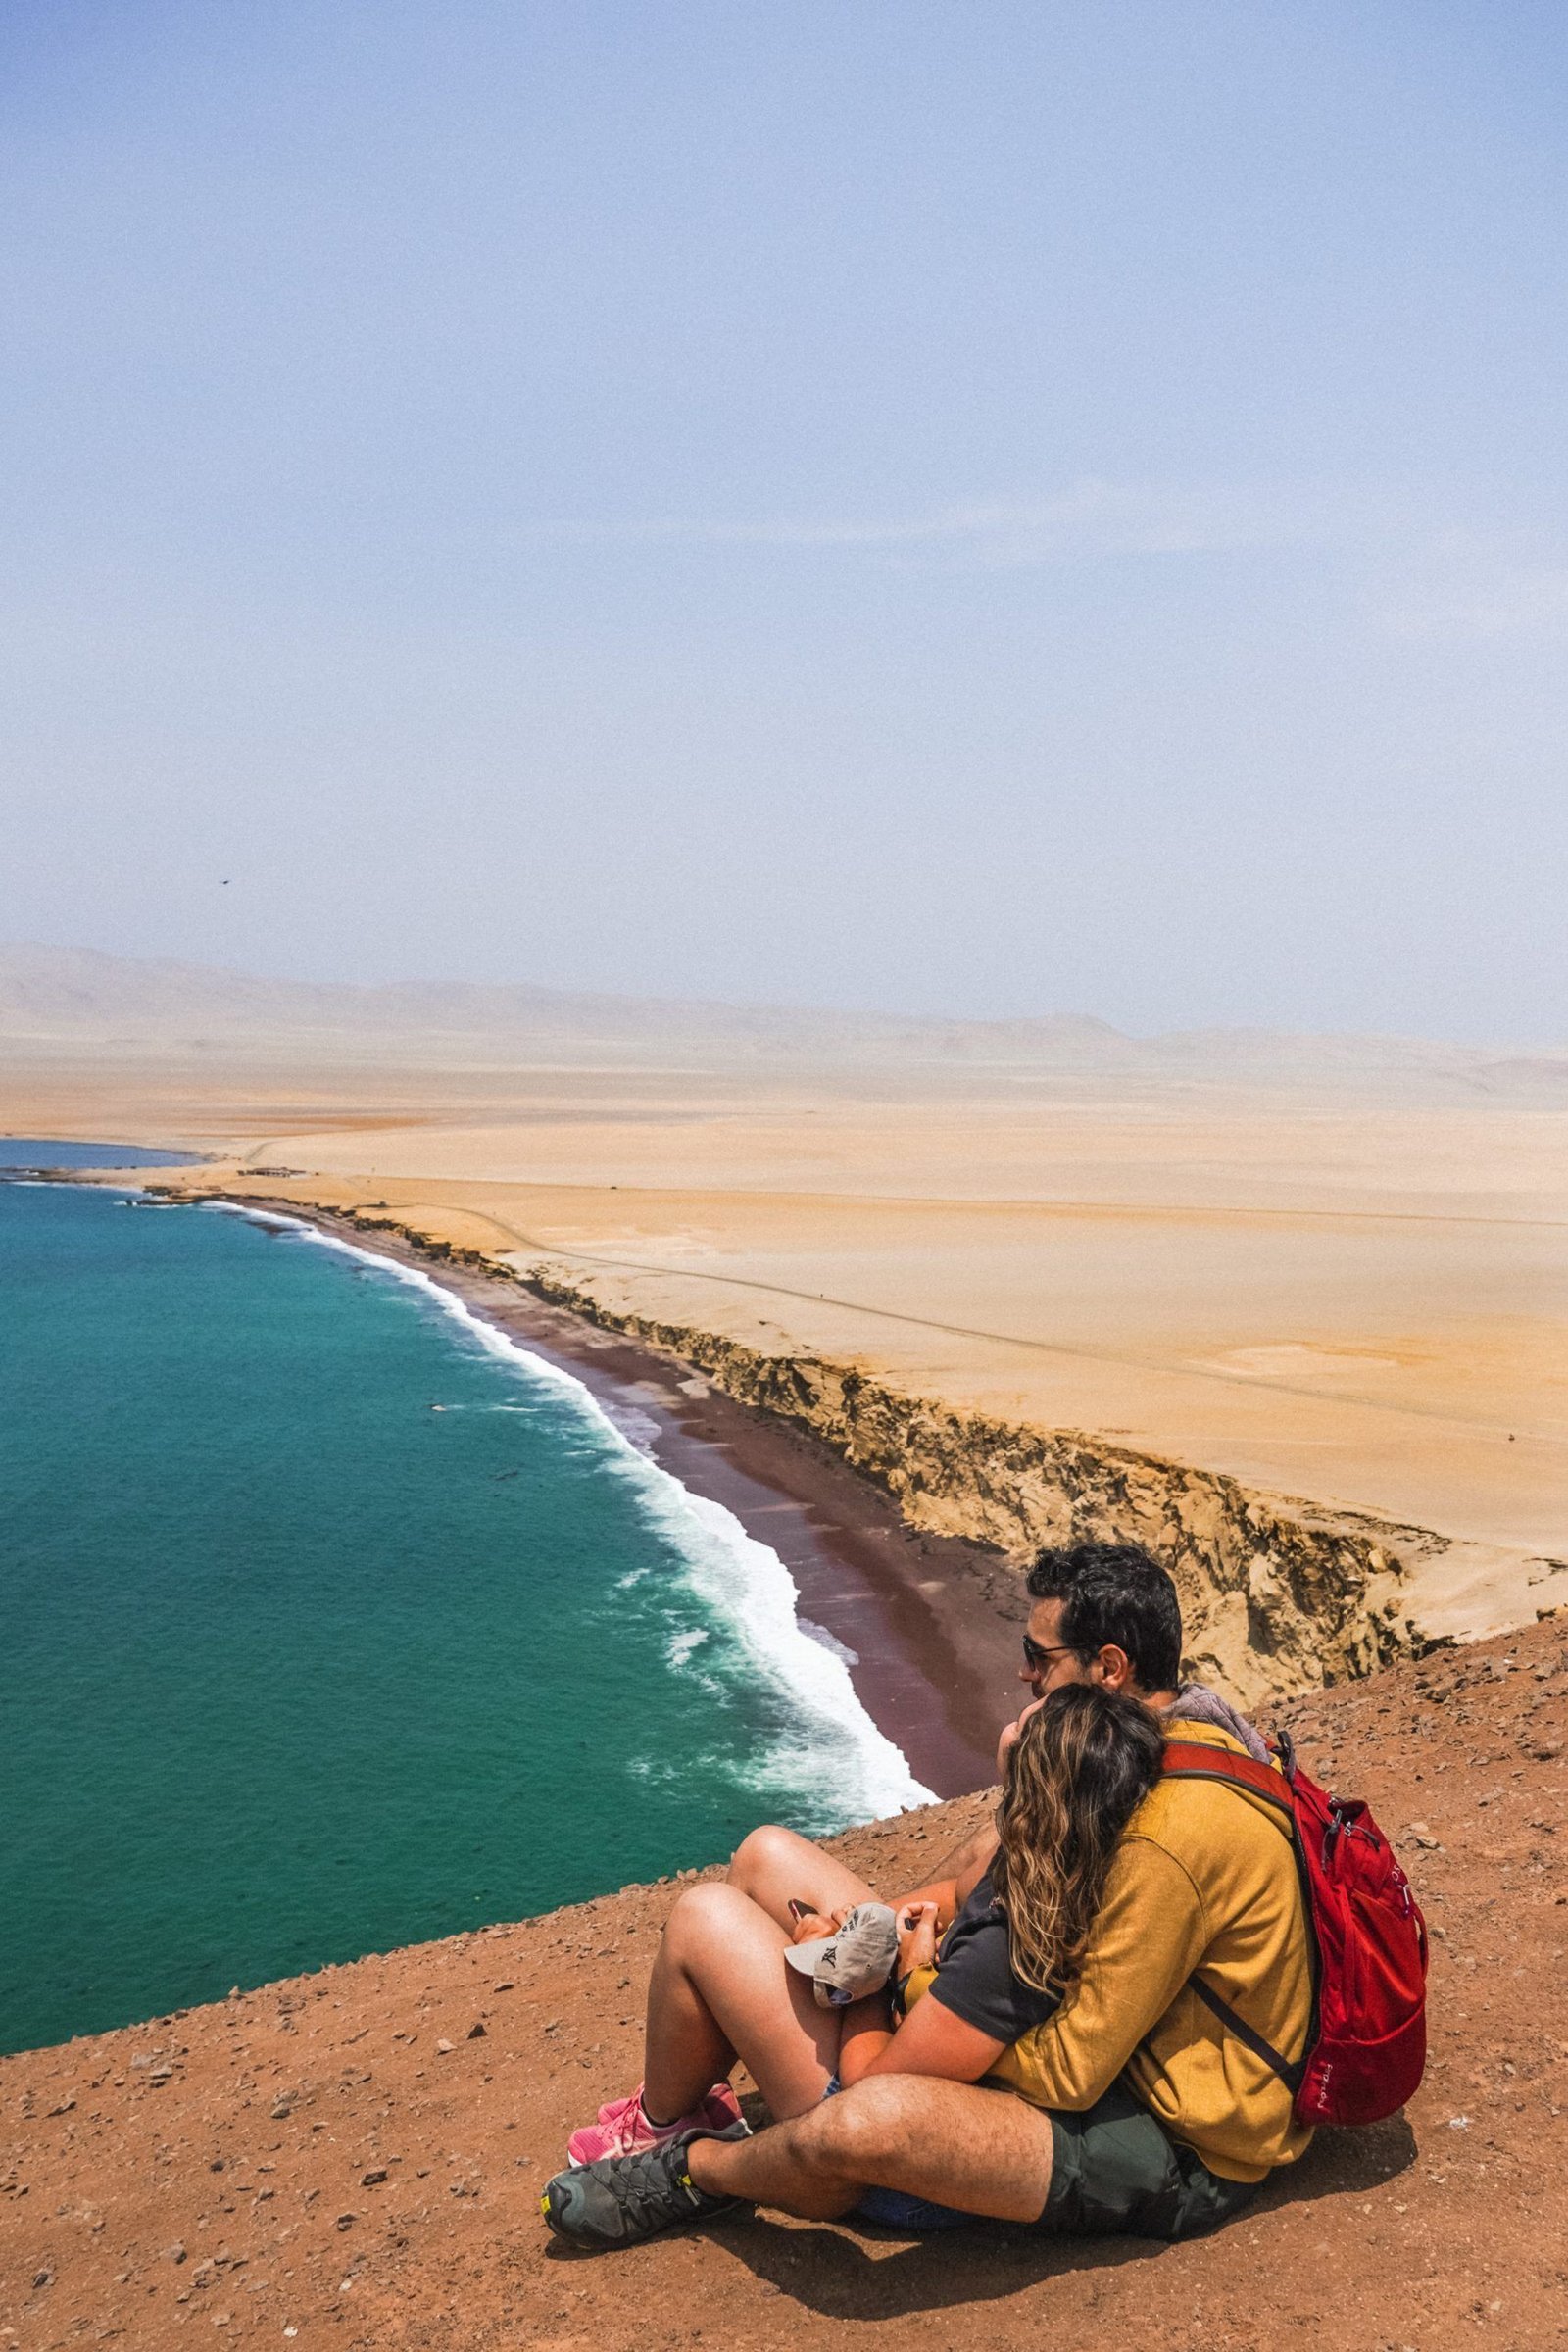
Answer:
[{"xmin": 1096, "ymin": 1643, "xmax": 1134, "ymax": 1691}]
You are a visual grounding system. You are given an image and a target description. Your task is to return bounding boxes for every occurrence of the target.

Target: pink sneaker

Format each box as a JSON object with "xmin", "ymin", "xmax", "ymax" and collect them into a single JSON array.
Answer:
[
  {"xmin": 568, "ymin": 2082, "xmax": 742, "ymax": 2167},
  {"xmin": 594, "ymin": 2080, "xmax": 742, "ymax": 2129}
]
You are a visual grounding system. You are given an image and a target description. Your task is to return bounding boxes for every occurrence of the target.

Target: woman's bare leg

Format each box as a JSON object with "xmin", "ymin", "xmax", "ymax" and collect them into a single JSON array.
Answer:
[
  {"xmin": 726, "ymin": 1823, "xmax": 876, "ymax": 1930},
  {"xmin": 641, "ymin": 1883, "xmax": 844, "ymax": 2125}
]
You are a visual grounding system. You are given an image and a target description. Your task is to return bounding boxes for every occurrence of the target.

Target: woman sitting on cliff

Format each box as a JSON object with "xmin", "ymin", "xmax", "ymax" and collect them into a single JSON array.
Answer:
[{"xmin": 560, "ymin": 1681, "xmax": 1164, "ymax": 2223}]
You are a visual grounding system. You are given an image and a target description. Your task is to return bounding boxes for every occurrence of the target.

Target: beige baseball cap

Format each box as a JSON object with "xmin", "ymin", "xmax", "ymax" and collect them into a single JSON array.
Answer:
[{"xmin": 783, "ymin": 1902, "xmax": 900, "ymax": 2009}]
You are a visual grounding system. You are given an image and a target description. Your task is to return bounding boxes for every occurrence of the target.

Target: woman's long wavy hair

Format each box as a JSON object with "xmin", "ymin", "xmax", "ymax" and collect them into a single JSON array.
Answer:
[{"xmin": 991, "ymin": 1683, "xmax": 1164, "ymax": 1997}]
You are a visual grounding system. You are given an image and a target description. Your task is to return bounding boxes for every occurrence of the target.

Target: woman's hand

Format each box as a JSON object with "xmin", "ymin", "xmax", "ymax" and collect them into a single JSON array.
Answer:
[
  {"xmin": 896, "ymin": 1900, "xmax": 939, "ymax": 1980},
  {"xmin": 788, "ymin": 1904, "xmax": 846, "ymax": 1947}
]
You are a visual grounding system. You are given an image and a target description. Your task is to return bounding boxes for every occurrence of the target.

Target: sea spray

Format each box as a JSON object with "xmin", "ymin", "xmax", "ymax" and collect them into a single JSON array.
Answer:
[{"xmin": 212, "ymin": 1203, "xmax": 933, "ymax": 1821}]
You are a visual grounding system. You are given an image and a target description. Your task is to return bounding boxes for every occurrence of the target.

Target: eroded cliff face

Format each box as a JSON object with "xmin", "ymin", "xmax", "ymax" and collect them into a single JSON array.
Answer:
[
  {"xmin": 513, "ymin": 1268, "xmax": 1427, "ymax": 1708},
  {"xmin": 179, "ymin": 1190, "xmax": 1435, "ymax": 1707}
]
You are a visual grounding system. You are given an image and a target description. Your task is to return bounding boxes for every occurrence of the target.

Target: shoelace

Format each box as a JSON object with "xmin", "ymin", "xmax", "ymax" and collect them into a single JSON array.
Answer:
[
  {"xmin": 602, "ymin": 2143, "xmax": 702, "ymax": 2233},
  {"xmin": 612, "ymin": 2079, "xmax": 732, "ymax": 2154},
  {"xmin": 607, "ymin": 2091, "xmax": 680, "ymax": 2156}
]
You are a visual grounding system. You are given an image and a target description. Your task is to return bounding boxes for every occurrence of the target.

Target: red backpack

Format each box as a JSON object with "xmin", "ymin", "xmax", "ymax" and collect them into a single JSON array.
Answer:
[{"xmin": 1161, "ymin": 1731, "xmax": 1429, "ymax": 2128}]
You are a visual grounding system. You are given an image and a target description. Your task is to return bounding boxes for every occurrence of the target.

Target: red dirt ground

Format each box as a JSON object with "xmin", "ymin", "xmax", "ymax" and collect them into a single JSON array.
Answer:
[{"xmin": 4, "ymin": 1617, "xmax": 1565, "ymax": 2352}]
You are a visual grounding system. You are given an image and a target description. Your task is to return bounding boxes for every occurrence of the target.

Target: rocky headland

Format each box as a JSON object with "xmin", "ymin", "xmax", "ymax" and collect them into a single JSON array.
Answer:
[{"xmin": 149, "ymin": 1182, "xmax": 1562, "ymax": 1712}]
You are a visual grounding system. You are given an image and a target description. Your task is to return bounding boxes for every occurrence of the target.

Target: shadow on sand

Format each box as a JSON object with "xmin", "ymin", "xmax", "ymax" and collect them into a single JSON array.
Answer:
[{"xmin": 661, "ymin": 2116, "xmax": 1419, "ymax": 2324}]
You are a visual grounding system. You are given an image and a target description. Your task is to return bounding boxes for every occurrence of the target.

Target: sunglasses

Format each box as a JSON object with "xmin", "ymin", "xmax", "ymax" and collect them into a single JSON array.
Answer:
[{"xmin": 1022, "ymin": 1633, "xmax": 1076, "ymax": 1674}]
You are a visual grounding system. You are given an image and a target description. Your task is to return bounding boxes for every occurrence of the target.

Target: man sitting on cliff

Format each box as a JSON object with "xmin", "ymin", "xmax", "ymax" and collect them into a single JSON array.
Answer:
[{"xmin": 542, "ymin": 1542, "xmax": 1316, "ymax": 2247}]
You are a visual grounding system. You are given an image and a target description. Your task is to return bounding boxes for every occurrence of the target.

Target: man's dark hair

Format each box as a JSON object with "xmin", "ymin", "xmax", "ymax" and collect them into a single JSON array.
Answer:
[{"xmin": 1026, "ymin": 1543, "xmax": 1183, "ymax": 1694}]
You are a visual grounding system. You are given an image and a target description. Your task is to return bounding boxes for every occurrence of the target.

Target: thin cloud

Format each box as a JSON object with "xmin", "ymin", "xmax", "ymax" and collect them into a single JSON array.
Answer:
[
  {"xmin": 1368, "ymin": 532, "xmax": 1568, "ymax": 642},
  {"xmin": 530, "ymin": 477, "xmax": 1348, "ymax": 568},
  {"xmin": 535, "ymin": 488, "xmax": 1568, "ymax": 629}
]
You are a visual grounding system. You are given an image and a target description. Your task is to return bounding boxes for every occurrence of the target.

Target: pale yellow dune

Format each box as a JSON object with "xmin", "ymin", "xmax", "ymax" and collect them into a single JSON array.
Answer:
[{"xmin": 13, "ymin": 1043, "xmax": 1562, "ymax": 1644}]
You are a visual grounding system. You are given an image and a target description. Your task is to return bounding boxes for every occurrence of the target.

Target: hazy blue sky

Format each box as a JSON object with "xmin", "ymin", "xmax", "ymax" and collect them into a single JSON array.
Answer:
[{"xmin": 4, "ymin": 2, "xmax": 1565, "ymax": 1038}]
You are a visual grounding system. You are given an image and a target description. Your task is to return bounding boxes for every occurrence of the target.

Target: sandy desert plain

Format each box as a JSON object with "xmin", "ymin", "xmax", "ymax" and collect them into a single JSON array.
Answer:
[{"xmin": 6, "ymin": 946, "xmax": 1566, "ymax": 1688}]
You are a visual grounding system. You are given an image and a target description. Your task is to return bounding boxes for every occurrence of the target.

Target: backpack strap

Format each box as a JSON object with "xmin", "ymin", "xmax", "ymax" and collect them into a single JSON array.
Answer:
[
  {"xmin": 1161, "ymin": 1740, "xmax": 1295, "ymax": 1821},
  {"xmin": 1160, "ymin": 1738, "xmax": 1309, "ymax": 2097},
  {"xmin": 1187, "ymin": 1978, "xmax": 1307, "ymax": 2094}
]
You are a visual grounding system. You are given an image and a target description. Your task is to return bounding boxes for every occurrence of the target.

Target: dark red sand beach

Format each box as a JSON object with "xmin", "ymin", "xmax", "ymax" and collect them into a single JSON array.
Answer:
[{"xmin": 215, "ymin": 1199, "xmax": 1031, "ymax": 1800}]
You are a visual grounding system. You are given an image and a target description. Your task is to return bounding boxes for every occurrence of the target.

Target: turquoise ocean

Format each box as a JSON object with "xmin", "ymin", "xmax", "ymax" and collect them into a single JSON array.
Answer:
[{"xmin": 0, "ymin": 1146, "xmax": 926, "ymax": 2057}]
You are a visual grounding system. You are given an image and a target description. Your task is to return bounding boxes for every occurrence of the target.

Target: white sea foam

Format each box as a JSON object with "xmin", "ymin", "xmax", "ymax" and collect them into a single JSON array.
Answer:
[
  {"xmin": 598, "ymin": 1401, "xmax": 662, "ymax": 1452},
  {"xmin": 205, "ymin": 1203, "xmax": 934, "ymax": 1822},
  {"xmin": 799, "ymin": 1618, "xmax": 859, "ymax": 1668}
]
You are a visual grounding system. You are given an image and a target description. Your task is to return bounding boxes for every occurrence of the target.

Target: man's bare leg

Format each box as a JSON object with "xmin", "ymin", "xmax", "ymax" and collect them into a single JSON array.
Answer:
[
  {"xmin": 726, "ymin": 1823, "xmax": 875, "ymax": 1930},
  {"xmin": 687, "ymin": 2074, "xmax": 1055, "ymax": 2225},
  {"xmin": 641, "ymin": 1883, "xmax": 842, "ymax": 2126}
]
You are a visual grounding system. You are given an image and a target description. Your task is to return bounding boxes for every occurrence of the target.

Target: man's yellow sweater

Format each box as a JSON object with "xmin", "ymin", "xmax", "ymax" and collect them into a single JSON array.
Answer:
[{"xmin": 988, "ymin": 1717, "xmax": 1315, "ymax": 2182}]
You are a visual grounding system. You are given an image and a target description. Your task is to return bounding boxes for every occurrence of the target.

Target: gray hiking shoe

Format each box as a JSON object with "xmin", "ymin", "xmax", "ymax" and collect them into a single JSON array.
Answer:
[{"xmin": 540, "ymin": 2118, "xmax": 752, "ymax": 2248}]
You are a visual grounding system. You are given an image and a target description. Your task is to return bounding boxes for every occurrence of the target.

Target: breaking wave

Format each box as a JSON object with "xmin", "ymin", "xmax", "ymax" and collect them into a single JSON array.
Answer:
[{"xmin": 210, "ymin": 1205, "xmax": 933, "ymax": 1825}]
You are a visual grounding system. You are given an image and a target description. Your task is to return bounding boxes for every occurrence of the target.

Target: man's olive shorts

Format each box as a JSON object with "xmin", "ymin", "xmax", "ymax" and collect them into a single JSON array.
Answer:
[{"xmin": 1040, "ymin": 2082, "xmax": 1259, "ymax": 2241}]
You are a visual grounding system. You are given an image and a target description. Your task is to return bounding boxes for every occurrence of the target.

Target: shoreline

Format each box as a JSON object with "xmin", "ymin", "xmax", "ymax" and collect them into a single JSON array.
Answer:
[
  {"xmin": 190, "ymin": 1194, "xmax": 1026, "ymax": 1801},
  {"xmin": 123, "ymin": 1150, "xmax": 1554, "ymax": 1717}
]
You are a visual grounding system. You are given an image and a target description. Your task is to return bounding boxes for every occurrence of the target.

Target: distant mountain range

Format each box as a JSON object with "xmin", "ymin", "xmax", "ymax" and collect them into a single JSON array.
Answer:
[{"xmin": 2, "ymin": 941, "xmax": 1562, "ymax": 1095}]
